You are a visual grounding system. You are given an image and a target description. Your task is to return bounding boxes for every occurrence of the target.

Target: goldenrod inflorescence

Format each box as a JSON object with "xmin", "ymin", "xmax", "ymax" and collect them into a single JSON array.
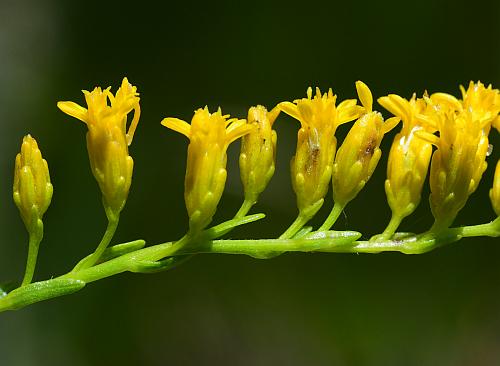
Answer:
[
  {"xmin": 1, "ymin": 78, "xmax": 499, "ymax": 312},
  {"xmin": 158, "ymin": 79, "xmax": 500, "ymax": 241}
]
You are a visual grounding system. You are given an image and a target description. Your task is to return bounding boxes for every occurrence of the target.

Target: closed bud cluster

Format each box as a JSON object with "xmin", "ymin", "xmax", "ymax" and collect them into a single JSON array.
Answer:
[
  {"xmin": 280, "ymin": 87, "xmax": 363, "ymax": 218},
  {"xmin": 239, "ymin": 106, "xmax": 280, "ymax": 204},
  {"xmin": 13, "ymin": 135, "xmax": 53, "ymax": 235},
  {"xmin": 378, "ymin": 93, "xmax": 433, "ymax": 222},
  {"xmin": 332, "ymin": 81, "xmax": 399, "ymax": 207},
  {"xmin": 57, "ymin": 78, "xmax": 140, "ymax": 219},
  {"xmin": 162, "ymin": 107, "xmax": 253, "ymax": 232}
]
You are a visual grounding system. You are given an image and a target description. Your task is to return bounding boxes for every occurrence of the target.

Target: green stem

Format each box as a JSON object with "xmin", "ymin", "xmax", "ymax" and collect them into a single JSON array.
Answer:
[
  {"xmin": 21, "ymin": 229, "xmax": 43, "ymax": 286},
  {"xmin": 279, "ymin": 214, "xmax": 309, "ymax": 239},
  {"xmin": 235, "ymin": 199, "xmax": 254, "ymax": 219},
  {"xmin": 72, "ymin": 216, "xmax": 119, "ymax": 272},
  {"xmin": 180, "ymin": 230, "xmax": 362, "ymax": 259},
  {"xmin": 214, "ymin": 199, "xmax": 257, "ymax": 238},
  {"xmin": 1, "ymin": 217, "xmax": 498, "ymax": 313},
  {"xmin": 62, "ymin": 239, "xmax": 185, "ymax": 283},
  {"xmin": 0, "ymin": 238, "xmax": 187, "ymax": 312},
  {"xmin": 318, "ymin": 202, "xmax": 344, "ymax": 232},
  {"xmin": 371, "ymin": 214, "xmax": 403, "ymax": 241},
  {"xmin": 455, "ymin": 217, "xmax": 500, "ymax": 237}
]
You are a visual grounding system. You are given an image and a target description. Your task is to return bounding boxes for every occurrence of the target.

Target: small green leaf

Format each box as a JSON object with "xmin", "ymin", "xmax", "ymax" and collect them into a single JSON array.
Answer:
[
  {"xmin": 99, "ymin": 240, "xmax": 146, "ymax": 262},
  {"xmin": 0, "ymin": 278, "xmax": 85, "ymax": 311},
  {"xmin": 205, "ymin": 213, "xmax": 265, "ymax": 239},
  {"xmin": 73, "ymin": 239, "xmax": 146, "ymax": 270}
]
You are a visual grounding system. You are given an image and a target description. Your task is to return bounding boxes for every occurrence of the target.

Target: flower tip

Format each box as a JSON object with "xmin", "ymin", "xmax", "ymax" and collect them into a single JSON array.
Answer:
[{"xmin": 306, "ymin": 87, "xmax": 313, "ymax": 99}]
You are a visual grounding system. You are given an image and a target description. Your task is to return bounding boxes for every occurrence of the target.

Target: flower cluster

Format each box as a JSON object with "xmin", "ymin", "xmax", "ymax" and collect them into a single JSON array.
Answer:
[
  {"xmin": 409, "ymin": 82, "xmax": 500, "ymax": 231},
  {"xmin": 43, "ymin": 78, "xmax": 500, "ymax": 238},
  {"xmin": 3, "ymin": 78, "xmax": 500, "ymax": 311},
  {"xmin": 11, "ymin": 79, "xmax": 500, "ymax": 279},
  {"xmin": 160, "ymin": 80, "xmax": 499, "ymax": 240}
]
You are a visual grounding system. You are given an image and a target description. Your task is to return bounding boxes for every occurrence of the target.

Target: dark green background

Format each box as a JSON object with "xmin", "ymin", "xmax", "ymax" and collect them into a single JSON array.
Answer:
[{"xmin": 1, "ymin": 0, "xmax": 500, "ymax": 365}]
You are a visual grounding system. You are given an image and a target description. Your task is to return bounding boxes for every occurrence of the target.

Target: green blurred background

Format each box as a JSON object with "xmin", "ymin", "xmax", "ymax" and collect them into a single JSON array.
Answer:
[{"xmin": 1, "ymin": 0, "xmax": 500, "ymax": 364}]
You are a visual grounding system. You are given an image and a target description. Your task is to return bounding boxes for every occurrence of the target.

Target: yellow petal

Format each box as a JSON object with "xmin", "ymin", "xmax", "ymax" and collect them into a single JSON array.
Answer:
[
  {"xmin": 57, "ymin": 101, "xmax": 88, "ymax": 123},
  {"xmin": 126, "ymin": 103, "xmax": 141, "ymax": 146},
  {"xmin": 337, "ymin": 105, "xmax": 364, "ymax": 125},
  {"xmin": 279, "ymin": 102, "xmax": 302, "ymax": 123},
  {"xmin": 382, "ymin": 117, "xmax": 401, "ymax": 135},
  {"xmin": 355, "ymin": 81, "xmax": 373, "ymax": 112},
  {"xmin": 337, "ymin": 99, "xmax": 357, "ymax": 109},
  {"xmin": 415, "ymin": 130, "xmax": 439, "ymax": 146},
  {"xmin": 161, "ymin": 117, "xmax": 191, "ymax": 138},
  {"xmin": 430, "ymin": 92, "xmax": 461, "ymax": 111},
  {"xmin": 226, "ymin": 119, "xmax": 247, "ymax": 135},
  {"xmin": 267, "ymin": 105, "xmax": 282, "ymax": 126},
  {"xmin": 377, "ymin": 95, "xmax": 410, "ymax": 121},
  {"xmin": 226, "ymin": 123, "xmax": 254, "ymax": 145}
]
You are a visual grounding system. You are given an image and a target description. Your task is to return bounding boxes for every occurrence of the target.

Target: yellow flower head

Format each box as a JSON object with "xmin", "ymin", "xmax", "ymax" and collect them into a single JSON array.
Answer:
[
  {"xmin": 460, "ymin": 81, "xmax": 500, "ymax": 129},
  {"xmin": 279, "ymin": 87, "xmax": 363, "ymax": 217},
  {"xmin": 332, "ymin": 81, "xmax": 400, "ymax": 207},
  {"xmin": 162, "ymin": 107, "xmax": 252, "ymax": 232},
  {"xmin": 417, "ymin": 93, "xmax": 490, "ymax": 231},
  {"xmin": 13, "ymin": 135, "xmax": 53, "ymax": 235},
  {"xmin": 378, "ymin": 93, "xmax": 433, "ymax": 220},
  {"xmin": 57, "ymin": 78, "xmax": 140, "ymax": 219},
  {"xmin": 491, "ymin": 160, "xmax": 500, "ymax": 217},
  {"xmin": 239, "ymin": 105, "xmax": 280, "ymax": 204}
]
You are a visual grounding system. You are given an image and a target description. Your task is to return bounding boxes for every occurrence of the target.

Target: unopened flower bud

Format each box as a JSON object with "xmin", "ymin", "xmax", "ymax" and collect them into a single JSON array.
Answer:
[
  {"xmin": 13, "ymin": 135, "xmax": 53, "ymax": 235},
  {"xmin": 239, "ymin": 105, "xmax": 280, "ymax": 204}
]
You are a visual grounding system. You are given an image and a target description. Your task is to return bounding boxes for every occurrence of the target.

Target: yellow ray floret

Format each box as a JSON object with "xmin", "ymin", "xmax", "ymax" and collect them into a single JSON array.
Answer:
[{"xmin": 162, "ymin": 107, "xmax": 252, "ymax": 232}]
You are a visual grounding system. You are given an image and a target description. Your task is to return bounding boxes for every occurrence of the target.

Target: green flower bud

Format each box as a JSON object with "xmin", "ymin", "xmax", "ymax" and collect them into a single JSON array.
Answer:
[{"xmin": 13, "ymin": 135, "xmax": 53, "ymax": 235}]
